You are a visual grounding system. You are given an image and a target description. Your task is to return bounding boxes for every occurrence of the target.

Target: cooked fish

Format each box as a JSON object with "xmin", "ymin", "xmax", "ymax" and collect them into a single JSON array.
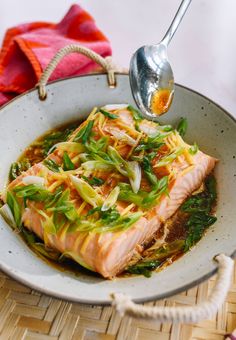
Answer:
[{"xmin": 2, "ymin": 106, "xmax": 216, "ymax": 278}]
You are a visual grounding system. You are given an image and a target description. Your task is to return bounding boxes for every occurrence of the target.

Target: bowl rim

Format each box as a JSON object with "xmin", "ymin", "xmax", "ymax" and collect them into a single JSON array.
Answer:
[{"xmin": 0, "ymin": 72, "xmax": 235, "ymax": 305}]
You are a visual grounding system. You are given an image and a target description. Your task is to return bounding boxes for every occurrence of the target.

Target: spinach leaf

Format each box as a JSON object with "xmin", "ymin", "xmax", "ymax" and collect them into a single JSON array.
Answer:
[
  {"xmin": 177, "ymin": 117, "xmax": 188, "ymax": 137},
  {"xmin": 205, "ymin": 175, "xmax": 217, "ymax": 201},
  {"xmin": 183, "ymin": 175, "xmax": 217, "ymax": 251},
  {"xmin": 62, "ymin": 152, "xmax": 75, "ymax": 171},
  {"xmin": 184, "ymin": 213, "xmax": 217, "ymax": 251},
  {"xmin": 126, "ymin": 260, "xmax": 161, "ymax": 278},
  {"xmin": 100, "ymin": 109, "xmax": 118, "ymax": 119}
]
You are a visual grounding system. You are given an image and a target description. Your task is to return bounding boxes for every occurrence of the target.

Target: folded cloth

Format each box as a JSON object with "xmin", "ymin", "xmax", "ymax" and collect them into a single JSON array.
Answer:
[{"xmin": 0, "ymin": 4, "xmax": 112, "ymax": 106}]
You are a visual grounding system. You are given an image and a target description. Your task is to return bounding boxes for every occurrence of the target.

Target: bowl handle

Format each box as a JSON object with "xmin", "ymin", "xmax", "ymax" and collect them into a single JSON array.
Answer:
[
  {"xmin": 37, "ymin": 44, "xmax": 116, "ymax": 100},
  {"xmin": 112, "ymin": 254, "xmax": 234, "ymax": 323}
]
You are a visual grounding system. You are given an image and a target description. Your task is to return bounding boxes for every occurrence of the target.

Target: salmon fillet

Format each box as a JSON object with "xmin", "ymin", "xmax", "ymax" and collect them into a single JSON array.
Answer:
[{"xmin": 2, "ymin": 105, "xmax": 216, "ymax": 278}]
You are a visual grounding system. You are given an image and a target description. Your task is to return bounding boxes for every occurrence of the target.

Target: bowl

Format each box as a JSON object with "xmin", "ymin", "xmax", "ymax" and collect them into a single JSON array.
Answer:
[{"xmin": 0, "ymin": 73, "xmax": 235, "ymax": 304}]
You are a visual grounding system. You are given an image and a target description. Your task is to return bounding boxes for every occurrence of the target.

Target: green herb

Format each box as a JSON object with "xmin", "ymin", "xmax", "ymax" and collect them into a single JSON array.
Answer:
[
  {"xmin": 118, "ymin": 183, "xmax": 145, "ymax": 207},
  {"xmin": 134, "ymin": 141, "xmax": 164, "ymax": 152},
  {"xmin": 43, "ymin": 159, "xmax": 60, "ymax": 172},
  {"xmin": 127, "ymin": 105, "xmax": 143, "ymax": 130},
  {"xmin": 127, "ymin": 105, "xmax": 143, "ymax": 121},
  {"xmin": 189, "ymin": 143, "xmax": 199, "ymax": 155},
  {"xmin": 87, "ymin": 206, "xmax": 120, "ymax": 224},
  {"xmin": 45, "ymin": 185, "xmax": 64, "ymax": 209},
  {"xmin": 82, "ymin": 176, "xmax": 104, "ymax": 187},
  {"xmin": 142, "ymin": 176, "xmax": 169, "ymax": 206},
  {"xmin": 177, "ymin": 117, "xmax": 188, "ymax": 137},
  {"xmin": 162, "ymin": 125, "xmax": 173, "ymax": 132},
  {"xmin": 100, "ymin": 109, "xmax": 118, "ymax": 119},
  {"xmin": 41, "ymin": 125, "xmax": 76, "ymax": 156},
  {"xmin": 142, "ymin": 154, "xmax": 158, "ymax": 186},
  {"xmin": 92, "ymin": 211, "xmax": 142, "ymax": 233},
  {"xmin": 119, "ymin": 177, "xmax": 168, "ymax": 208},
  {"xmin": 156, "ymin": 147, "xmax": 184, "ymax": 168},
  {"xmin": 6, "ymin": 191, "xmax": 22, "ymax": 228},
  {"xmin": 9, "ymin": 159, "xmax": 31, "ymax": 181},
  {"xmin": 49, "ymin": 188, "xmax": 78, "ymax": 231},
  {"xmin": 14, "ymin": 184, "xmax": 49, "ymax": 202},
  {"xmin": 134, "ymin": 130, "xmax": 169, "ymax": 153},
  {"xmin": 73, "ymin": 120, "xmax": 94, "ymax": 144},
  {"xmin": 62, "ymin": 152, "xmax": 75, "ymax": 171},
  {"xmin": 85, "ymin": 136, "xmax": 108, "ymax": 154},
  {"xmin": 126, "ymin": 260, "xmax": 161, "ymax": 278}
]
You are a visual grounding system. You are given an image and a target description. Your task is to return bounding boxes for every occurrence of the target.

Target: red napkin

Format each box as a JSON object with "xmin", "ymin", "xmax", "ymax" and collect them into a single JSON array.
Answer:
[{"xmin": 0, "ymin": 4, "xmax": 112, "ymax": 106}]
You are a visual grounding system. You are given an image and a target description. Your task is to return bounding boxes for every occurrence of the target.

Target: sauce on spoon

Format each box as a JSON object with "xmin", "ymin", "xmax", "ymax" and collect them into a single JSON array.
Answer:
[{"xmin": 150, "ymin": 88, "xmax": 174, "ymax": 116}]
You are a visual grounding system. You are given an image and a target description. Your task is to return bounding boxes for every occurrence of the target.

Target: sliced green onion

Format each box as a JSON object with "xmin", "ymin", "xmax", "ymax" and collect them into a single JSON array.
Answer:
[
  {"xmin": 47, "ymin": 141, "xmax": 85, "ymax": 155},
  {"xmin": 63, "ymin": 152, "xmax": 75, "ymax": 171},
  {"xmin": 155, "ymin": 147, "xmax": 184, "ymax": 168},
  {"xmin": 43, "ymin": 159, "xmax": 60, "ymax": 172},
  {"xmin": 81, "ymin": 160, "xmax": 113, "ymax": 171},
  {"xmin": 73, "ymin": 120, "xmax": 94, "ymax": 144},
  {"xmin": 6, "ymin": 191, "xmax": 22, "ymax": 228},
  {"xmin": 0, "ymin": 203, "xmax": 16, "ymax": 228},
  {"xmin": 128, "ymin": 161, "xmax": 141, "ymax": 193},
  {"xmin": 100, "ymin": 109, "xmax": 118, "ymax": 119},
  {"xmin": 189, "ymin": 143, "xmax": 199, "ymax": 155},
  {"xmin": 177, "ymin": 117, "xmax": 188, "ymax": 137},
  {"xmin": 70, "ymin": 175, "xmax": 103, "ymax": 207},
  {"xmin": 102, "ymin": 186, "xmax": 120, "ymax": 211}
]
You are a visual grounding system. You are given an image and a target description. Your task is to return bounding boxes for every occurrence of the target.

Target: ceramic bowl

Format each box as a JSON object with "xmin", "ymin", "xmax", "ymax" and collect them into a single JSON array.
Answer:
[{"xmin": 0, "ymin": 74, "xmax": 235, "ymax": 304}]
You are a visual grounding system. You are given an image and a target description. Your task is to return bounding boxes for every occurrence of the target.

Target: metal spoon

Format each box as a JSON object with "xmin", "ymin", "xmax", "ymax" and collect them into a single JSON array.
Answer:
[{"xmin": 129, "ymin": 0, "xmax": 192, "ymax": 120}]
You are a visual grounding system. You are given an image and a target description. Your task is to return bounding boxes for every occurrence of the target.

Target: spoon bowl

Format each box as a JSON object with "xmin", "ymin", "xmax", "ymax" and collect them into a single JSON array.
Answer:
[
  {"xmin": 130, "ymin": 43, "xmax": 174, "ymax": 120},
  {"xmin": 129, "ymin": 0, "xmax": 192, "ymax": 120}
]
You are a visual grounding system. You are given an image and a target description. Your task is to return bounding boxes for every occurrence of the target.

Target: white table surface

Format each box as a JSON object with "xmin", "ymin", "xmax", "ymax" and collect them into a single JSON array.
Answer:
[{"xmin": 1, "ymin": 0, "xmax": 236, "ymax": 116}]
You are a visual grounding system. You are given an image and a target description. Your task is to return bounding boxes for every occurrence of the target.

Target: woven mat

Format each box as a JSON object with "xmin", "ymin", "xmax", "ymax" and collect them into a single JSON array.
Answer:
[{"xmin": 0, "ymin": 261, "xmax": 235, "ymax": 340}]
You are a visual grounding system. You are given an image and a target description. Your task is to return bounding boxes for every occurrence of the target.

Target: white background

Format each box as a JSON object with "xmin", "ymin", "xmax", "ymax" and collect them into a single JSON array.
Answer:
[{"xmin": 1, "ymin": 0, "xmax": 236, "ymax": 115}]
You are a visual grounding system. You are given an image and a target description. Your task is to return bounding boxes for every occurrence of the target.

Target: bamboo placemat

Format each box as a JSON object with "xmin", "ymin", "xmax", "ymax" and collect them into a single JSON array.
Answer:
[{"xmin": 0, "ymin": 261, "xmax": 235, "ymax": 340}]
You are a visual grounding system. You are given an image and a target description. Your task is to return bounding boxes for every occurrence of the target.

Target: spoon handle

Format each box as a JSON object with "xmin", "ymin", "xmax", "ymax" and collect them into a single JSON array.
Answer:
[{"xmin": 162, "ymin": 0, "xmax": 192, "ymax": 46}]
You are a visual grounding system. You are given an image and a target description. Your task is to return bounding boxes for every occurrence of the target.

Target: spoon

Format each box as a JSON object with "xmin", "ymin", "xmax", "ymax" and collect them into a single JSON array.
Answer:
[{"xmin": 129, "ymin": 0, "xmax": 192, "ymax": 120}]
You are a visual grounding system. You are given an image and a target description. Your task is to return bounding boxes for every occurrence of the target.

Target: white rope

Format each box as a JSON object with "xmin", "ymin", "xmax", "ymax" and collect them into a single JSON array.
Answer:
[
  {"xmin": 37, "ymin": 44, "xmax": 116, "ymax": 100},
  {"xmin": 112, "ymin": 254, "xmax": 234, "ymax": 323}
]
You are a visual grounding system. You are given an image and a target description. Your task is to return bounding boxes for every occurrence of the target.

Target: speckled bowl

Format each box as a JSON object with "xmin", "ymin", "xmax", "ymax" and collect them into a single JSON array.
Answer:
[{"xmin": 0, "ymin": 74, "xmax": 235, "ymax": 304}]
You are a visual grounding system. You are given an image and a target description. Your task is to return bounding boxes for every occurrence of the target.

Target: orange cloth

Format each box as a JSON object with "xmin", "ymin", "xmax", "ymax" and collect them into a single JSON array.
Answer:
[{"xmin": 0, "ymin": 4, "xmax": 112, "ymax": 106}]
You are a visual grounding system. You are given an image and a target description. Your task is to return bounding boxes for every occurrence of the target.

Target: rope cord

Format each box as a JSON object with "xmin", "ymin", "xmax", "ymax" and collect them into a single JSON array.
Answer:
[
  {"xmin": 112, "ymin": 254, "xmax": 234, "ymax": 323},
  {"xmin": 37, "ymin": 44, "xmax": 116, "ymax": 99}
]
